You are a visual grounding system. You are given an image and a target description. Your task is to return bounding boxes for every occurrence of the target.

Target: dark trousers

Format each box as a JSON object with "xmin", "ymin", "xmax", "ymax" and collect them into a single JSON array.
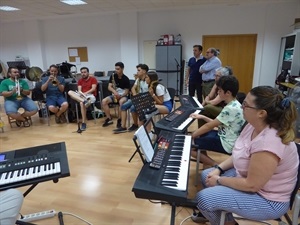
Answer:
[{"xmin": 188, "ymin": 80, "xmax": 203, "ymax": 103}]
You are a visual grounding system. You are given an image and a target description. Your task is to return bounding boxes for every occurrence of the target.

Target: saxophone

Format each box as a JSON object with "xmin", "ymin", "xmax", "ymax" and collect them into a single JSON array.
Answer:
[{"xmin": 111, "ymin": 72, "xmax": 118, "ymax": 103}]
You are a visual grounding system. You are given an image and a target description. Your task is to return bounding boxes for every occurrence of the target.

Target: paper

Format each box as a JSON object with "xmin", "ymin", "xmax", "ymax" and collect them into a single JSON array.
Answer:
[
  {"xmin": 75, "ymin": 57, "xmax": 81, "ymax": 65},
  {"xmin": 69, "ymin": 48, "xmax": 78, "ymax": 57},
  {"xmin": 134, "ymin": 126, "xmax": 154, "ymax": 162}
]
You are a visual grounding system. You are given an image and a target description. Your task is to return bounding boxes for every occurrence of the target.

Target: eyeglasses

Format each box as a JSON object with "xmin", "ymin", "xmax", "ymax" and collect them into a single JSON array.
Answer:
[{"xmin": 241, "ymin": 101, "xmax": 258, "ymax": 110}]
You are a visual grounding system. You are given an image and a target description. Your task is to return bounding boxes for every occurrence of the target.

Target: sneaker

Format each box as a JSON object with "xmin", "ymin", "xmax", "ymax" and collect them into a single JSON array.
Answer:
[
  {"xmin": 81, "ymin": 123, "xmax": 87, "ymax": 131},
  {"xmin": 84, "ymin": 99, "xmax": 92, "ymax": 108},
  {"xmin": 113, "ymin": 127, "xmax": 127, "ymax": 134},
  {"xmin": 128, "ymin": 124, "xmax": 138, "ymax": 132},
  {"xmin": 116, "ymin": 118, "xmax": 121, "ymax": 128},
  {"xmin": 191, "ymin": 212, "xmax": 208, "ymax": 223},
  {"xmin": 55, "ymin": 116, "xmax": 61, "ymax": 124},
  {"xmin": 102, "ymin": 118, "xmax": 113, "ymax": 127}
]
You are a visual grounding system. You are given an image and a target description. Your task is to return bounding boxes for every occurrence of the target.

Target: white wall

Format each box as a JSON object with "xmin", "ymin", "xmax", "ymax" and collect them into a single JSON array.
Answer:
[{"xmin": 0, "ymin": 1, "xmax": 299, "ymax": 85}]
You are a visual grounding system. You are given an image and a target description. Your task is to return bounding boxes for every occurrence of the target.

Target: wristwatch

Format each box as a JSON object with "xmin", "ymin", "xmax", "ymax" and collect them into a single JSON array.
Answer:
[{"xmin": 214, "ymin": 165, "xmax": 225, "ymax": 174}]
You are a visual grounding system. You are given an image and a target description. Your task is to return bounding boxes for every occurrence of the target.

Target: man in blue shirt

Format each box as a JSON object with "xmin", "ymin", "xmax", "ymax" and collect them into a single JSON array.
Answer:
[
  {"xmin": 187, "ymin": 45, "xmax": 206, "ymax": 102},
  {"xmin": 200, "ymin": 48, "xmax": 222, "ymax": 98}
]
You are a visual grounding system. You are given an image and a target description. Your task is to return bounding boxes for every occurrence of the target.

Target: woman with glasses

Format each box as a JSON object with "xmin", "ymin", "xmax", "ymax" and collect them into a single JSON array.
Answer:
[{"xmin": 194, "ymin": 86, "xmax": 299, "ymax": 225}]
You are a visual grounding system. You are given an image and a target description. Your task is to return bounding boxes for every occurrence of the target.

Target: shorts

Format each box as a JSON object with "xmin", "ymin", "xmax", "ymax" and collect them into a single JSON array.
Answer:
[
  {"xmin": 74, "ymin": 92, "xmax": 96, "ymax": 103},
  {"xmin": 4, "ymin": 97, "xmax": 38, "ymax": 114},
  {"xmin": 46, "ymin": 96, "xmax": 67, "ymax": 107},
  {"xmin": 120, "ymin": 99, "xmax": 132, "ymax": 111},
  {"xmin": 163, "ymin": 100, "xmax": 173, "ymax": 113},
  {"xmin": 108, "ymin": 95, "xmax": 128, "ymax": 104}
]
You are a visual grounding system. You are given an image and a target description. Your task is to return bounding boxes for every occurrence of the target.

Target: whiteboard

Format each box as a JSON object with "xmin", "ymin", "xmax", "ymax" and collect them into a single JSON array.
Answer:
[{"xmin": 143, "ymin": 40, "xmax": 157, "ymax": 70}]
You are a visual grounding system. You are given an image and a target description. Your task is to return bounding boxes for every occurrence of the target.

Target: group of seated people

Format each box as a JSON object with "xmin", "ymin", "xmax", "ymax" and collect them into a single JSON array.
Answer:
[{"xmin": 0, "ymin": 60, "xmax": 299, "ymax": 224}]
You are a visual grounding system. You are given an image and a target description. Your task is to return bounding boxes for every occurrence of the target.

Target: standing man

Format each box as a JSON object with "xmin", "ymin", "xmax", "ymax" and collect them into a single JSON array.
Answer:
[
  {"xmin": 41, "ymin": 64, "xmax": 69, "ymax": 124},
  {"xmin": 113, "ymin": 63, "xmax": 149, "ymax": 134},
  {"xmin": 102, "ymin": 62, "xmax": 130, "ymax": 127},
  {"xmin": 0, "ymin": 67, "xmax": 38, "ymax": 127},
  {"xmin": 199, "ymin": 48, "xmax": 222, "ymax": 98},
  {"xmin": 187, "ymin": 45, "xmax": 206, "ymax": 102},
  {"xmin": 68, "ymin": 67, "xmax": 98, "ymax": 131}
]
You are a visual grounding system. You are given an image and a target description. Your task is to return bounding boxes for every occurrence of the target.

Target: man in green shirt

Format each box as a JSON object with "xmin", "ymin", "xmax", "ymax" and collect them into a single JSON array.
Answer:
[{"xmin": 0, "ymin": 67, "xmax": 38, "ymax": 126}]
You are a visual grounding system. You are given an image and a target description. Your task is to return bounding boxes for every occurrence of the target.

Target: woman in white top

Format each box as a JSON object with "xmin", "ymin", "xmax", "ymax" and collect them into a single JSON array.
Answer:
[{"xmin": 145, "ymin": 71, "xmax": 172, "ymax": 114}]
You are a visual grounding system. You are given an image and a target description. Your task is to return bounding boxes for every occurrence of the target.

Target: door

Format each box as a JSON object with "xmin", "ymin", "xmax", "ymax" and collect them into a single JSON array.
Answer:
[{"xmin": 203, "ymin": 34, "xmax": 257, "ymax": 93}]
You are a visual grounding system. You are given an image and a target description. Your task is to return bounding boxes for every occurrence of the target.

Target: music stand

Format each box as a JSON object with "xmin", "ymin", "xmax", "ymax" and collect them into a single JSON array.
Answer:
[{"xmin": 131, "ymin": 92, "xmax": 158, "ymax": 122}]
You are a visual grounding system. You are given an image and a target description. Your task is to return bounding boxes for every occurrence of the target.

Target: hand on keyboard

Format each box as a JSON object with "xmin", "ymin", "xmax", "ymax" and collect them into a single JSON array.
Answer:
[{"xmin": 190, "ymin": 113, "xmax": 201, "ymax": 119}]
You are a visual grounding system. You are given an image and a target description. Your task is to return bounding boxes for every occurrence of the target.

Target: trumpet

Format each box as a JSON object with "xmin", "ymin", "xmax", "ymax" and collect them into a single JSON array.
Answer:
[
  {"xmin": 15, "ymin": 78, "xmax": 23, "ymax": 100},
  {"xmin": 52, "ymin": 77, "xmax": 58, "ymax": 86}
]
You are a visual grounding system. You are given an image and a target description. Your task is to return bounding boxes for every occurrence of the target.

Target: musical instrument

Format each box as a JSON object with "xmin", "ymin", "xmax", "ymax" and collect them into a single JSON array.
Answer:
[
  {"xmin": 182, "ymin": 61, "xmax": 189, "ymax": 95},
  {"xmin": 179, "ymin": 95, "xmax": 204, "ymax": 110},
  {"xmin": 132, "ymin": 130, "xmax": 192, "ymax": 203},
  {"xmin": 0, "ymin": 142, "xmax": 70, "ymax": 191},
  {"xmin": 155, "ymin": 105, "xmax": 201, "ymax": 133},
  {"xmin": 52, "ymin": 77, "xmax": 58, "ymax": 86},
  {"xmin": 111, "ymin": 72, "xmax": 118, "ymax": 103},
  {"xmin": 15, "ymin": 77, "xmax": 23, "ymax": 100},
  {"xmin": 25, "ymin": 66, "xmax": 43, "ymax": 82}
]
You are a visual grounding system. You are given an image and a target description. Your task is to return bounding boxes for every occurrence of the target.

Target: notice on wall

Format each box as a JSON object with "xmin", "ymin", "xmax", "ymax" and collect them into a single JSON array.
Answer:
[{"xmin": 68, "ymin": 47, "xmax": 88, "ymax": 62}]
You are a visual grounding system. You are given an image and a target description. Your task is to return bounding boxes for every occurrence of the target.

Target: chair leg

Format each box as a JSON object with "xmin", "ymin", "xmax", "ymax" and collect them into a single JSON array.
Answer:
[
  {"xmin": 195, "ymin": 149, "xmax": 201, "ymax": 186},
  {"xmin": 220, "ymin": 211, "xmax": 227, "ymax": 225},
  {"xmin": 291, "ymin": 194, "xmax": 300, "ymax": 225}
]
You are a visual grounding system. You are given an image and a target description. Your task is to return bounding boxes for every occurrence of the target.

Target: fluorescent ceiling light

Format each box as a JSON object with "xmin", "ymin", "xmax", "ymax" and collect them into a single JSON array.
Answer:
[
  {"xmin": 60, "ymin": 0, "xmax": 87, "ymax": 5},
  {"xmin": 0, "ymin": 6, "xmax": 20, "ymax": 11}
]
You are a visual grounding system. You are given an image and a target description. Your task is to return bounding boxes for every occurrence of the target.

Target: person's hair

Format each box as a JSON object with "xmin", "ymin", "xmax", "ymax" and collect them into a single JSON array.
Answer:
[
  {"xmin": 210, "ymin": 48, "xmax": 218, "ymax": 56},
  {"xmin": 49, "ymin": 64, "xmax": 59, "ymax": 70},
  {"xmin": 7, "ymin": 67, "xmax": 19, "ymax": 74},
  {"xmin": 250, "ymin": 86, "xmax": 297, "ymax": 144},
  {"xmin": 216, "ymin": 75, "xmax": 239, "ymax": 97},
  {"xmin": 216, "ymin": 66, "xmax": 233, "ymax": 76},
  {"xmin": 193, "ymin": 45, "xmax": 203, "ymax": 51},
  {"xmin": 147, "ymin": 71, "xmax": 160, "ymax": 93},
  {"xmin": 136, "ymin": 63, "xmax": 149, "ymax": 72},
  {"xmin": 115, "ymin": 62, "xmax": 124, "ymax": 69},
  {"xmin": 80, "ymin": 66, "xmax": 89, "ymax": 73}
]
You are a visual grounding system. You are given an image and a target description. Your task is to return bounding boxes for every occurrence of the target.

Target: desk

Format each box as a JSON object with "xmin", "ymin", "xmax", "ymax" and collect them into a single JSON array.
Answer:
[
  {"xmin": 279, "ymin": 82, "xmax": 296, "ymax": 89},
  {"xmin": 279, "ymin": 82, "xmax": 296, "ymax": 96}
]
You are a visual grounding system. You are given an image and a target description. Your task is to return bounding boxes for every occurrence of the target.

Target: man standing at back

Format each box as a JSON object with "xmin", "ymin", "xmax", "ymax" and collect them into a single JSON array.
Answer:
[
  {"xmin": 68, "ymin": 66, "xmax": 98, "ymax": 131},
  {"xmin": 200, "ymin": 48, "xmax": 222, "ymax": 98},
  {"xmin": 186, "ymin": 45, "xmax": 206, "ymax": 102},
  {"xmin": 102, "ymin": 62, "xmax": 130, "ymax": 127}
]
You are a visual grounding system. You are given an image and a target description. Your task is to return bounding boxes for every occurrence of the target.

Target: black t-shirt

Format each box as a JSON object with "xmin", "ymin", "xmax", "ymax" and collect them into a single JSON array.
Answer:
[{"xmin": 109, "ymin": 73, "xmax": 130, "ymax": 90}]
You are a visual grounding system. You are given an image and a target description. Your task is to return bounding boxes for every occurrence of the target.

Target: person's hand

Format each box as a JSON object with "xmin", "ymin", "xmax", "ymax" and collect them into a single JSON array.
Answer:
[
  {"xmin": 190, "ymin": 113, "xmax": 204, "ymax": 119},
  {"xmin": 48, "ymin": 75, "xmax": 54, "ymax": 82},
  {"xmin": 148, "ymin": 87, "xmax": 154, "ymax": 96},
  {"xmin": 205, "ymin": 174, "xmax": 220, "ymax": 187}
]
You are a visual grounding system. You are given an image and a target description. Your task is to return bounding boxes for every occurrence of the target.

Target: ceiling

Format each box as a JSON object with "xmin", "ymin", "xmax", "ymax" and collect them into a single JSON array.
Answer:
[{"xmin": 0, "ymin": 0, "xmax": 298, "ymax": 23}]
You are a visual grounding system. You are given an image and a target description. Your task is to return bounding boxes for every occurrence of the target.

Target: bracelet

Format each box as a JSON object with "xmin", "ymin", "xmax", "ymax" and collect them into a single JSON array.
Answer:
[{"xmin": 214, "ymin": 165, "xmax": 225, "ymax": 174}]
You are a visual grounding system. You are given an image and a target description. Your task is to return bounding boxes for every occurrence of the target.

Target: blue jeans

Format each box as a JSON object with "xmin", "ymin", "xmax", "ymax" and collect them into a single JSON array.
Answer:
[{"xmin": 4, "ymin": 97, "xmax": 38, "ymax": 114}]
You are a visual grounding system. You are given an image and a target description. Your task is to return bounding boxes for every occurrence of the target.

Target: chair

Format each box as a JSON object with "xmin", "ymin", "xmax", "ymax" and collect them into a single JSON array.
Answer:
[
  {"xmin": 32, "ymin": 84, "xmax": 50, "ymax": 126},
  {"xmin": 167, "ymin": 87, "xmax": 176, "ymax": 111},
  {"xmin": 220, "ymin": 143, "xmax": 300, "ymax": 225},
  {"xmin": 94, "ymin": 71, "xmax": 105, "ymax": 77},
  {"xmin": 7, "ymin": 112, "xmax": 33, "ymax": 128}
]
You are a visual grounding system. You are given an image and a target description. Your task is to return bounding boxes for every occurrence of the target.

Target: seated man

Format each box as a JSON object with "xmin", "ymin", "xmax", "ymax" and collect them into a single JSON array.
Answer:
[
  {"xmin": 68, "ymin": 66, "xmax": 98, "ymax": 131},
  {"xmin": 0, "ymin": 189, "xmax": 24, "ymax": 224},
  {"xmin": 41, "ymin": 64, "xmax": 69, "ymax": 124},
  {"xmin": 102, "ymin": 62, "xmax": 130, "ymax": 127},
  {"xmin": 0, "ymin": 67, "xmax": 38, "ymax": 127},
  {"xmin": 113, "ymin": 63, "xmax": 149, "ymax": 134}
]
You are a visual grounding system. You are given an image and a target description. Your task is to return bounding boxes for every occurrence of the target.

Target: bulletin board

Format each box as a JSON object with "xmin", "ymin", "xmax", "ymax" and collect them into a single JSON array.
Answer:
[{"xmin": 68, "ymin": 47, "xmax": 88, "ymax": 63}]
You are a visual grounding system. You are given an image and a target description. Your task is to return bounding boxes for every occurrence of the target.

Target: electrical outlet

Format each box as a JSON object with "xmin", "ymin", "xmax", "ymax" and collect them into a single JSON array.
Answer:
[{"xmin": 19, "ymin": 209, "xmax": 56, "ymax": 222}]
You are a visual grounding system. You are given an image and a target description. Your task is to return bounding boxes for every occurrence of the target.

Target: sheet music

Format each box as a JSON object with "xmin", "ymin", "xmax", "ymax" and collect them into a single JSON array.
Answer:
[{"xmin": 134, "ymin": 126, "xmax": 154, "ymax": 162}]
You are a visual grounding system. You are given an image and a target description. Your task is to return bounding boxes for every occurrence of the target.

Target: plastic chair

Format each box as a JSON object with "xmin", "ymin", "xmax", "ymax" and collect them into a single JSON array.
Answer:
[{"xmin": 219, "ymin": 143, "xmax": 300, "ymax": 225}]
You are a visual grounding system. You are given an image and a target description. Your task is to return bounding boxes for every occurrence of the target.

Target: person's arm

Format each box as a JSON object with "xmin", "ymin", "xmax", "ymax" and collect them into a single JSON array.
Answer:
[
  {"xmin": 122, "ymin": 88, "xmax": 129, "ymax": 97},
  {"xmin": 108, "ymin": 83, "xmax": 117, "ymax": 95},
  {"xmin": 153, "ymin": 94, "xmax": 164, "ymax": 105},
  {"xmin": 83, "ymin": 84, "xmax": 96, "ymax": 95},
  {"xmin": 41, "ymin": 77, "xmax": 51, "ymax": 92},
  {"xmin": 190, "ymin": 114, "xmax": 213, "ymax": 123},
  {"xmin": 209, "ymin": 151, "xmax": 279, "ymax": 192},
  {"xmin": 20, "ymin": 80, "xmax": 30, "ymax": 96},
  {"xmin": 131, "ymin": 79, "xmax": 139, "ymax": 96},
  {"xmin": 0, "ymin": 82, "xmax": 16, "ymax": 97},
  {"xmin": 186, "ymin": 67, "xmax": 190, "ymax": 85},
  {"xmin": 56, "ymin": 77, "xmax": 65, "ymax": 92},
  {"xmin": 192, "ymin": 118, "xmax": 220, "ymax": 139},
  {"xmin": 206, "ymin": 94, "xmax": 223, "ymax": 106}
]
